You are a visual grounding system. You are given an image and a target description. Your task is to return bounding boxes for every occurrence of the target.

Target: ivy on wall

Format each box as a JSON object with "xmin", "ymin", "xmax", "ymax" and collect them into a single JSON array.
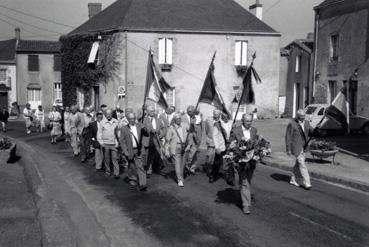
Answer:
[{"xmin": 60, "ymin": 32, "xmax": 120, "ymax": 107}]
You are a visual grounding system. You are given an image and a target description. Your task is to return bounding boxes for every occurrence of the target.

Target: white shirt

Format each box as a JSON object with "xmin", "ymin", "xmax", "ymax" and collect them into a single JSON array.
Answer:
[
  {"xmin": 242, "ymin": 125, "xmax": 251, "ymax": 140},
  {"xmin": 23, "ymin": 108, "xmax": 32, "ymax": 119},
  {"xmin": 151, "ymin": 117, "xmax": 157, "ymax": 130},
  {"xmin": 299, "ymin": 121, "xmax": 305, "ymax": 132},
  {"xmin": 129, "ymin": 124, "xmax": 139, "ymax": 148}
]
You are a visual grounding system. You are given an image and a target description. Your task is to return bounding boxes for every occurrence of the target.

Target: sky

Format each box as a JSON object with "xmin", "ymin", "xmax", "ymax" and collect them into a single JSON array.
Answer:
[{"xmin": 0, "ymin": 0, "xmax": 323, "ymax": 46}]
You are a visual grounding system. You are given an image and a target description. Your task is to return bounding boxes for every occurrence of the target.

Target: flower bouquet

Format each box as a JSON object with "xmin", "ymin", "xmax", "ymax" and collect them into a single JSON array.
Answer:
[
  {"xmin": 223, "ymin": 136, "xmax": 271, "ymax": 170},
  {"xmin": 0, "ymin": 138, "xmax": 12, "ymax": 151},
  {"xmin": 308, "ymin": 139, "xmax": 337, "ymax": 151}
]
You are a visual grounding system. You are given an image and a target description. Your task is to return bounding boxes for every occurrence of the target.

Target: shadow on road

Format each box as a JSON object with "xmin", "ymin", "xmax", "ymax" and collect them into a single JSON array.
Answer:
[
  {"xmin": 7, "ymin": 155, "xmax": 21, "ymax": 164},
  {"xmin": 215, "ymin": 188, "xmax": 242, "ymax": 209},
  {"xmin": 270, "ymin": 173, "xmax": 290, "ymax": 182}
]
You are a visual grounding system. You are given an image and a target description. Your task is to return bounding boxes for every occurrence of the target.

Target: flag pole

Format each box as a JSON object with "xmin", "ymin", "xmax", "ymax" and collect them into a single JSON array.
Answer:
[
  {"xmin": 232, "ymin": 52, "xmax": 256, "ymax": 124},
  {"xmin": 141, "ymin": 49, "xmax": 152, "ymax": 123},
  {"xmin": 304, "ymin": 115, "xmax": 326, "ymax": 149},
  {"xmin": 195, "ymin": 51, "xmax": 217, "ymax": 111}
]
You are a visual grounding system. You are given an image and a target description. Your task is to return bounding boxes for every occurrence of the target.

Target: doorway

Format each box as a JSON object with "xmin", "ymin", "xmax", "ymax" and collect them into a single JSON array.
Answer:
[
  {"xmin": 0, "ymin": 92, "xmax": 8, "ymax": 109},
  {"xmin": 93, "ymin": 86, "xmax": 100, "ymax": 111}
]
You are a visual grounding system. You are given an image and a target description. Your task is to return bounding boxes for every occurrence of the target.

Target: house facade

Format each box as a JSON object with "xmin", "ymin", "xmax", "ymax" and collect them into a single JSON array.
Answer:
[
  {"xmin": 314, "ymin": 0, "xmax": 369, "ymax": 117},
  {"xmin": 0, "ymin": 37, "xmax": 17, "ymax": 110},
  {"xmin": 284, "ymin": 37, "xmax": 314, "ymax": 117},
  {"xmin": 16, "ymin": 40, "xmax": 61, "ymax": 111},
  {"xmin": 63, "ymin": 0, "xmax": 281, "ymax": 119}
]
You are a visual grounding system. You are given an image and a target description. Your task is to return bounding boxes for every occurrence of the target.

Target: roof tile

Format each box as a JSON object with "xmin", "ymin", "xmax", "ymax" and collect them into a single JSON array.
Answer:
[{"xmin": 17, "ymin": 40, "xmax": 60, "ymax": 53}]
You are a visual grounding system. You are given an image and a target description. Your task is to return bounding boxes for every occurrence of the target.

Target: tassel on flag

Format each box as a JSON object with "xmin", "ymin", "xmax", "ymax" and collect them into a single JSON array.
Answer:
[
  {"xmin": 324, "ymin": 86, "xmax": 350, "ymax": 132},
  {"xmin": 144, "ymin": 50, "xmax": 171, "ymax": 109},
  {"xmin": 196, "ymin": 52, "xmax": 231, "ymax": 118}
]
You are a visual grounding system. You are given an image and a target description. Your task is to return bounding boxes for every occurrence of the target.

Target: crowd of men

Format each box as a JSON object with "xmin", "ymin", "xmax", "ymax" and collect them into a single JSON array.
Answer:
[{"xmin": 19, "ymin": 102, "xmax": 315, "ymax": 215}]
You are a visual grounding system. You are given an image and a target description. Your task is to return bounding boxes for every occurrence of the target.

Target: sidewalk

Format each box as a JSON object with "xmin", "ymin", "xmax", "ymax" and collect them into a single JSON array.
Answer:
[{"xmin": 262, "ymin": 151, "xmax": 369, "ymax": 192}]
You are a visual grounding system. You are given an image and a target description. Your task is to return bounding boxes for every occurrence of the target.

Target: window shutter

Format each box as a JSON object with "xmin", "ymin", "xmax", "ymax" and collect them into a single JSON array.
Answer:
[
  {"xmin": 54, "ymin": 55, "xmax": 61, "ymax": 71},
  {"xmin": 166, "ymin": 38, "xmax": 173, "ymax": 65},
  {"xmin": 235, "ymin": 41, "xmax": 241, "ymax": 65},
  {"xmin": 158, "ymin": 38, "xmax": 165, "ymax": 64},
  {"xmin": 87, "ymin": 42, "xmax": 99, "ymax": 64},
  {"xmin": 295, "ymin": 56, "xmax": 300, "ymax": 72},
  {"xmin": 28, "ymin": 55, "xmax": 39, "ymax": 71},
  {"xmin": 241, "ymin": 41, "xmax": 248, "ymax": 66}
]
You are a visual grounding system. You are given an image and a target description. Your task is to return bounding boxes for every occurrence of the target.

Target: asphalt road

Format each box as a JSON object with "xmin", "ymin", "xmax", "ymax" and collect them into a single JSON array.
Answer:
[{"xmin": 2, "ymin": 120, "xmax": 369, "ymax": 247}]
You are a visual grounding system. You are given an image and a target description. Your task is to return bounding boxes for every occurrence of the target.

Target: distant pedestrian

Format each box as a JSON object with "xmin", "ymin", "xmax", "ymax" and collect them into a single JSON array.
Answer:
[
  {"xmin": 48, "ymin": 106, "xmax": 62, "ymax": 144},
  {"xmin": 120, "ymin": 112, "xmax": 147, "ymax": 191},
  {"xmin": 89, "ymin": 112, "xmax": 104, "ymax": 172},
  {"xmin": 35, "ymin": 105, "xmax": 45, "ymax": 133},
  {"xmin": 69, "ymin": 106, "xmax": 82, "ymax": 156},
  {"xmin": 165, "ymin": 113, "xmax": 189, "ymax": 187},
  {"xmin": 285, "ymin": 109, "xmax": 316, "ymax": 190},
  {"xmin": 23, "ymin": 103, "xmax": 33, "ymax": 134},
  {"xmin": 80, "ymin": 107, "xmax": 94, "ymax": 163},
  {"xmin": 0, "ymin": 107, "xmax": 9, "ymax": 132},
  {"xmin": 64, "ymin": 106, "xmax": 71, "ymax": 143},
  {"xmin": 97, "ymin": 109, "xmax": 120, "ymax": 179}
]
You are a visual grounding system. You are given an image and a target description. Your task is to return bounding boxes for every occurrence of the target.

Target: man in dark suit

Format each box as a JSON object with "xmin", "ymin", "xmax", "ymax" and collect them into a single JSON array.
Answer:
[
  {"xmin": 112, "ymin": 105, "xmax": 124, "ymax": 120},
  {"xmin": 120, "ymin": 112, "xmax": 147, "ymax": 191},
  {"xmin": 229, "ymin": 114, "xmax": 258, "ymax": 215},
  {"xmin": 142, "ymin": 105, "xmax": 165, "ymax": 177},
  {"xmin": 286, "ymin": 109, "xmax": 316, "ymax": 190},
  {"xmin": 89, "ymin": 112, "xmax": 104, "ymax": 171}
]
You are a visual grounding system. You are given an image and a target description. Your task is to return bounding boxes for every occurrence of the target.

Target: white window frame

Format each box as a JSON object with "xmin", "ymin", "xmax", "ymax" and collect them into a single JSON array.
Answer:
[
  {"xmin": 54, "ymin": 82, "xmax": 62, "ymax": 100},
  {"xmin": 158, "ymin": 38, "xmax": 173, "ymax": 65},
  {"xmin": 330, "ymin": 34, "xmax": 339, "ymax": 62},
  {"xmin": 27, "ymin": 89, "xmax": 42, "ymax": 109},
  {"xmin": 164, "ymin": 88, "xmax": 176, "ymax": 107},
  {"xmin": 295, "ymin": 55, "xmax": 301, "ymax": 73},
  {"xmin": 0, "ymin": 69, "xmax": 6, "ymax": 82},
  {"xmin": 235, "ymin": 41, "xmax": 248, "ymax": 66}
]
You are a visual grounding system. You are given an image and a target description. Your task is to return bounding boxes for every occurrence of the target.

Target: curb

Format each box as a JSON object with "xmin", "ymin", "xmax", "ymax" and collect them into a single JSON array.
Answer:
[{"xmin": 261, "ymin": 159, "xmax": 369, "ymax": 193}]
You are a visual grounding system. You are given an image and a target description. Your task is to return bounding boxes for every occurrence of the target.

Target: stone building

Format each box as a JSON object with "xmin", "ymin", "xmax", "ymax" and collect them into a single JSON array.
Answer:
[
  {"xmin": 314, "ymin": 0, "xmax": 369, "ymax": 117},
  {"xmin": 64, "ymin": 0, "xmax": 281, "ymax": 118},
  {"xmin": 0, "ymin": 29, "xmax": 18, "ymax": 110},
  {"xmin": 16, "ymin": 38, "xmax": 61, "ymax": 111},
  {"xmin": 284, "ymin": 36, "xmax": 314, "ymax": 117}
]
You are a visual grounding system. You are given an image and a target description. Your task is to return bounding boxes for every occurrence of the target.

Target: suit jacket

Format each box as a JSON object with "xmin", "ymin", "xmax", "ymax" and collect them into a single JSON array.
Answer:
[
  {"xmin": 205, "ymin": 117, "xmax": 229, "ymax": 147},
  {"xmin": 285, "ymin": 119, "xmax": 314, "ymax": 156},
  {"xmin": 119, "ymin": 124, "xmax": 143, "ymax": 160},
  {"xmin": 165, "ymin": 124, "xmax": 189, "ymax": 157},
  {"xmin": 89, "ymin": 120, "xmax": 100, "ymax": 148},
  {"xmin": 142, "ymin": 116, "xmax": 165, "ymax": 148},
  {"xmin": 0, "ymin": 110, "xmax": 9, "ymax": 122},
  {"xmin": 229, "ymin": 125, "xmax": 258, "ymax": 143}
]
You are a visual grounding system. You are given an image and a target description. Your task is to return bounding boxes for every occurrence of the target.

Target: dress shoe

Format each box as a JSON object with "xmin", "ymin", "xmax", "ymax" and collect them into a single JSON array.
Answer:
[
  {"xmin": 139, "ymin": 185, "xmax": 148, "ymax": 191},
  {"xmin": 289, "ymin": 180, "xmax": 299, "ymax": 187},
  {"xmin": 209, "ymin": 176, "xmax": 215, "ymax": 183},
  {"xmin": 226, "ymin": 180, "xmax": 235, "ymax": 186},
  {"xmin": 302, "ymin": 185, "xmax": 312, "ymax": 190},
  {"xmin": 114, "ymin": 175, "xmax": 120, "ymax": 180},
  {"xmin": 178, "ymin": 180, "xmax": 184, "ymax": 187},
  {"xmin": 243, "ymin": 207, "xmax": 251, "ymax": 215}
]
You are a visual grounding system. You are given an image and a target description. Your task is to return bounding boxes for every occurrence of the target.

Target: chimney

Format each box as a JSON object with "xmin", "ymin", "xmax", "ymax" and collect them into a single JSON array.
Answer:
[
  {"xmin": 249, "ymin": 0, "xmax": 263, "ymax": 20},
  {"xmin": 15, "ymin": 27, "xmax": 20, "ymax": 41},
  {"xmin": 88, "ymin": 3, "xmax": 102, "ymax": 19}
]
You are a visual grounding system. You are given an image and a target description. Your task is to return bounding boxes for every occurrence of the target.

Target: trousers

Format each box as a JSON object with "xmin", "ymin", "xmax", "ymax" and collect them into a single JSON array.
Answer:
[
  {"xmin": 127, "ymin": 149, "xmax": 147, "ymax": 186},
  {"xmin": 238, "ymin": 163, "xmax": 256, "ymax": 209},
  {"xmin": 70, "ymin": 130, "xmax": 80, "ymax": 155},
  {"xmin": 206, "ymin": 146, "xmax": 223, "ymax": 178},
  {"xmin": 171, "ymin": 145, "xmax": 185, "ymax": 182},
  {"xmin": 103, "ymin": 144, "xmax": 119, "ymax": 176},
  {"xmin": 94, "ymin": 147, "xmax": 103, "ymax": 170},
  {"xmin": 291, "ymin": 152, "xmax": 311, "ymax": 187}
]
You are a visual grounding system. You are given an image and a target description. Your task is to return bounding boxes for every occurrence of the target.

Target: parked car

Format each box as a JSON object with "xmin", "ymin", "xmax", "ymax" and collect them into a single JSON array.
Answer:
[
  {"xmin": 304, "ymin": 104, "xmax": 369, "ymax": 136},
  {"xmin": 53, "ymin": 98, "xmax": 63, "ymax": 107}
]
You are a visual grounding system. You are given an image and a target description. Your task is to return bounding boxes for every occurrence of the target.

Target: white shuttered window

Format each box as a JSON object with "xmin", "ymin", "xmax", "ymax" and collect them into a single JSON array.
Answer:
[
  {"xmin": 165, "ymin": 88, "xmax": 176, "ymax": 107},
  {"xmin": 235, "ymin": 41, "xmax": 248, "ymax": 66},
  {"xmin": 158, "ymin": 38, "xmax": 173, "ymax": 65}
]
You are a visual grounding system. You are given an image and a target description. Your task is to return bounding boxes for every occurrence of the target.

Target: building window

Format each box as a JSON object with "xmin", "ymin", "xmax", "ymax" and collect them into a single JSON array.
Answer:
[
  {"xmin": 328, "ymin": 80, "xmax": 337, "ymax": 103},
  {"xmin": 54, "ymin": 54, "xmax": 61, "ymax": 71},
  {"xmin": 235, "ymin": 41, "xmax": 248, "ymax": 66},
  {"xmin": 27, "ymin": 88, "xmax": 41, "ymax": 109},
  {"xmin": 164, "ymin": 88, "xmax": 176, "ymax": 107},
  {"xmin": 87, "ymin": 41, "xmax": 99, "ymax": 65},
  {"xmin": 330, "ymin": 34, "xmax": 339, "ymax": 62},
  {"xmin": 28, "ymin": 55, "xmax": 39, "ymax": 72},
  {"xmin": 158, "ymin": 38, "xmax": 173, "ymax": 65},
  {"xmin": 295, "ymin": 55, "xmax": 301, "ymax": 73},
  {"xmin": 0, "ymin": 69, "xmax": 6, "ymax": 82},
  {"xmin": 54, "ymin": 82, "xmax": 62, "ymax": 100}
]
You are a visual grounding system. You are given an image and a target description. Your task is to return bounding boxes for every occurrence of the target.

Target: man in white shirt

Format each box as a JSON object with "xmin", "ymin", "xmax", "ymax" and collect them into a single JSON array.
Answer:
[
  {"xmin": 23, "ymin": 103, "xmax": 33, "ymax": 134},
  {"xmin": 119, "ymin": 112, "xmax": 147, "ymax": 191}
]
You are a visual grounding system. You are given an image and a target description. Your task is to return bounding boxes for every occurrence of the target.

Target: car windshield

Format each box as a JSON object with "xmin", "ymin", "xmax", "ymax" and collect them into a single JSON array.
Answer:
[{"xmin": 305, "ymin": 106, "xmax": 317, "ymax": 115}]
